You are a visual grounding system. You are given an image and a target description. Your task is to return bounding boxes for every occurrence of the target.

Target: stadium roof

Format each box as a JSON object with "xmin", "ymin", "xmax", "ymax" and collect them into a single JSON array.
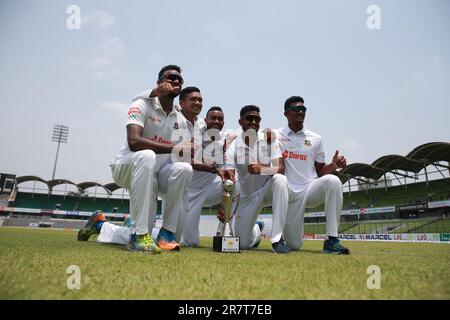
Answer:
[
  {"xmin": 15, "ymin": 176, "xmax": 122, "ymax": 194},
  {"xmin": 47, "ymin": 179, "xmax": 80, "ymax": 192},
  {"xmin": 103, "ymin": 183, "xmax": 122, "ymax": 193},
  {"xmin": 12, "ymin": 142, "xmax": 449, "ymax": 188},
  {"xmin": 78, "ymin": 181, "xmax": 112, "ymax": 195},
  {"xmin": 406, "ymin": 142, "xmax": 450, "ymax": 165},
  {"xmin": 371, "ymin": 155, "xmax": 424, "ymax": 173},
  {"xmin": 335, "ymin": 141, "xmax": 449, "ymax": 183},
  {"xmin": 338, "ymin": 163, "xmax": 385, "ymax": 183},
  {"xmin": 15, "ymin": 175, "xmax": 48, "ymax": 185}
]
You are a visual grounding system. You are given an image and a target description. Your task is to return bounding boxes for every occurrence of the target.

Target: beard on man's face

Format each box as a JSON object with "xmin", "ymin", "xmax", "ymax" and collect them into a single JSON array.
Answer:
[{"xmin": 168, "ymin": 91, "xmax": 180, "ymax": 98}]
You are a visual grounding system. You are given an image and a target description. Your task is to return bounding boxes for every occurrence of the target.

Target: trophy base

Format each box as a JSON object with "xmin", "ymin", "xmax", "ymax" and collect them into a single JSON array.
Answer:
[{"xmin": 213, "ymin": 236, "xmax": 240, "ymax": 253}]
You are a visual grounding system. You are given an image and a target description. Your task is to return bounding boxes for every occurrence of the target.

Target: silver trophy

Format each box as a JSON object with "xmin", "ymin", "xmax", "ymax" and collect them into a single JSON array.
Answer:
[{"xmin": 213, "ymin": 179, "xmax": 240, "ymax": 252}]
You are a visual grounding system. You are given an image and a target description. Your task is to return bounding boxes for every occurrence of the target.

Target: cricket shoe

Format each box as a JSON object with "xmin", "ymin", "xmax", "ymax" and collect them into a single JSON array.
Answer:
[
  {"xmin": 251, "ymin": 218, "xmax": 265, "ymax": 248},
  {"xmin": 156, "ymin": 228, "xmax": 181, "ymax": 251},
  {"xmin": 323, "ymin": 238, "xmax": 350, "ymax": 255},
  {"xmin": 122, "ymin": 214, "xmax": 132, "ymax": 228},
  {"xmin": 272, "ymin": 236, "xmax": 291, "ymax": 253},
  {"xmin": 77, "ymin": 210, "xmax": 106, "ymax": 241},
  {"xmin": 256, "ymin": 218, "xmax": 265, "ymax": 232},
  {"xmin": 127, "ymin": 233, "xmax": 161, "ymax": 254}
]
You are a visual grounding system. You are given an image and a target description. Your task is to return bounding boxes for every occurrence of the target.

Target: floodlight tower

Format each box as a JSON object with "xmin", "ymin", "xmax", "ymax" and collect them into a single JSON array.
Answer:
[{"xmin": 51, "ymin": 124, "xmax": 69, "ymax": 180}]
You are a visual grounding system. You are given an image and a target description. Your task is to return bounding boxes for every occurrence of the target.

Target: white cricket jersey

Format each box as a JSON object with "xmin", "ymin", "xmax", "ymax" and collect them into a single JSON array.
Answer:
[
  {"xmin": 178, "ymin": 112, "xmax": 214, "ymax": 190},
  {"xmin": 226, "ymin": 131, "xmax": 282, "ymax": 197},
  {"xmin": 275, "ymin": 126, "xmax": 325, "ymax": 193},
  {"xmin": 110, "ymin": 91, "xmax": 188, "ymax": 166},
  {"xmin": 190, "ymin": 131, "xmax": 225, "ymax": 190},
  {"xmin": 184, "ymin": 115, "xmax": 206, "ymax": 137}
]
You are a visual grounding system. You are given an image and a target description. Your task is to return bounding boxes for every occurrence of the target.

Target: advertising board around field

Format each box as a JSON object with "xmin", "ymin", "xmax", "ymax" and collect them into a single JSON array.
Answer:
[
  {"xmin": 10, "ymin": 207, "xmax": 41, "ymax": 214},
  {"xmin": 305, "ymin": 205, "xmax": 396, "ymax": 218},
  {"xmin": 427, "ymin": 200, "xmax": 450, "ymax": 209},
  {"xmin": 305, "ymin": 233, "xmax": 449, "ymax": 243},
  {"xmin": 440, "ymin": 233, "xmax": 450, "ymax": 242}
]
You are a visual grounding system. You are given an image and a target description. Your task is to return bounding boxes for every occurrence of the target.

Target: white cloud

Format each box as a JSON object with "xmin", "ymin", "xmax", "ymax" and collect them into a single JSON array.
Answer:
[
  {"xmin": 343, "ymin": 139, "xmax": 361, "ymax": 150},
  {"xmin": 82, "ymin": 11, "xmax": 115, "ymax": 28},
  {"xmin": 90, "ymin": 57, "xmax": 112, "ymax": 68},
  {"xmin": 91, "ymin": 70, "xmax": 120, "ymax": 80},
  {"xmin": 90, "ymin": 37, "xmax": 124, "ymax": 68},
  {"xmin": 99, "ymin": 101, "xmax": 129, "ymax": 112}
]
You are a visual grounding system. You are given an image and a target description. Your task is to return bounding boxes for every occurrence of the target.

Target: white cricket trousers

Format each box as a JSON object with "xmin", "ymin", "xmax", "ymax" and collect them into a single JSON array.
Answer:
[
  {"xmin": 110, "ymin": 150, "xmax": 193, "ymax": 236},
  {"xmin": 178, "ymin": 174, "xmax": 222, "ymax": 246},
  {"xmin": 233, "ymin": 174, "xmax": 289, "ymax": 249},
  {"xmin": 284, "ymin": 174, "xmax": 343, "ymax": 250},
  {"xmin": 97, "ymin": 222, "xmax": 160, "ymax": 245},
  {"xmin": 179, "ymin": 174, "xmax": 241, "ymax": 247}
]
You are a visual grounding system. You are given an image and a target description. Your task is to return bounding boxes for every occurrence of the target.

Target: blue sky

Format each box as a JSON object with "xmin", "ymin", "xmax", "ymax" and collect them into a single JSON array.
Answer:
[{"xmin": 0, "ymin": 0, "xmax": 449, "ymax": 187}]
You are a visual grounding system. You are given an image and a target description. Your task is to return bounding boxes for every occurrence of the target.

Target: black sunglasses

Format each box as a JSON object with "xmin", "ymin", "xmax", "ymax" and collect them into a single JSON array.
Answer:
[
  {"xmin": 244, "ymin": 115, "xmax": 262, "ymax": 123},
  {"xmin": 287, "ymin": 105, "xmax": 307, "ymax": 113},
  {"xmin": 165, "ymin": 74, "xmax": 184, "ymax": 84}
]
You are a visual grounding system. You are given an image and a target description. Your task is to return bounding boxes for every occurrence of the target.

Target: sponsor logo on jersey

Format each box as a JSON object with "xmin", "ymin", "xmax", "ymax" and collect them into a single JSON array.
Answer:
[
  {"xmin": 282, "ymin": 150, "xmax": 307, "ymax": 161},
  {"xmin": 128, "ymin": 107, "xmax": 142, "ymax": 121},
  {"xmin": 150, "ymin": 135, "xmax": 172, "ymax": 145}
]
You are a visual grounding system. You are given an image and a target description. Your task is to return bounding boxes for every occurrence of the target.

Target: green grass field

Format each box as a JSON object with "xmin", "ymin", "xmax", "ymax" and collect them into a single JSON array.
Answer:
[{"xmin": 1, "ymin": 227, "xmax": 449, "ymax": 300}]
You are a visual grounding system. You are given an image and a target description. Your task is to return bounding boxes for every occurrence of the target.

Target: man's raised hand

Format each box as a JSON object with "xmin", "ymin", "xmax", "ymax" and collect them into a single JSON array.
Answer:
[{"xmin": 332, "ymin": 150, "xmax": 347, "ymax": 169}]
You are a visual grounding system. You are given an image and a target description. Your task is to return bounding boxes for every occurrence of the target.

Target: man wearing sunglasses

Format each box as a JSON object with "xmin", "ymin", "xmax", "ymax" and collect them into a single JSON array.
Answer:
[
  {"xmin": 79, "ymin": 86, "xmax": 234, "ymax": 251},
  {"xmin": 225, "ymin": 105, "xmax": 290, "ymax": 253},
  {"xmin": 80, "ymin": 65, "xmax": 194, "ymax": 253},
  {"xmin": 276, "ymin": 96, "xmax": 350, "ymax": 254}
]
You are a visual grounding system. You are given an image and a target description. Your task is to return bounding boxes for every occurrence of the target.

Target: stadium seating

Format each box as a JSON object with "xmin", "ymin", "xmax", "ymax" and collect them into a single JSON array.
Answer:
[
  {"xmin": 11, "ymin": 192, "xmax": 166, "ymax": 215},
  {"xmin": 7, "ymin": 178, "xmax": 450, "ymax": 234},
  {"xmin": 342, "ymin": 178, "xmax": 450, "ymax": 209},
  {"xmin": 12, "ymin": 192, "xmax": 129, "ymax": 213},
  {"xmin": 302, "ymin": 217, "xmax": 450, "ymax": 234},
  {"xmin": 305, "ymin": 178, "xmax": 450, "ymax": 212}
]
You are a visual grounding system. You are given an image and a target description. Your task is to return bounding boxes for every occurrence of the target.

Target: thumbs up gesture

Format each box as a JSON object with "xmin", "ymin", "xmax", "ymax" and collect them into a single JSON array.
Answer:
[{"xmin": 332, "ymin": 150, "xmax": 347, "ymax": 169}]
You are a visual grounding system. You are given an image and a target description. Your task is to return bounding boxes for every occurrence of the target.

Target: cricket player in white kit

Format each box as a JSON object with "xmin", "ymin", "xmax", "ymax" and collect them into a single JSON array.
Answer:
[
  {"xmin": 276, "ymin": 96, "xmax": 350, "ymax": 254},
  {"xmin": 159, "ymin": 85, "xmax": 207, "ymax": 242},
  {"xmin": 80, "ymin": 65, "xmax": 195, "ymax": 253},
  {"xmin": 78, "ymin": 86, "xmax": 236, "ymax": 250},
  {"xmin": 226, "ymin": 105, "xmax": 291, "ymax": 253},
  {"xmin": 178, "ymin": 105, "xmax": 240, "ymax": 247}
]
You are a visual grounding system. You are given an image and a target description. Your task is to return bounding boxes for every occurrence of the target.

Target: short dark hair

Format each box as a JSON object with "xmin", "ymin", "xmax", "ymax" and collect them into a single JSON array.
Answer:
[
  {"xmin": 240, "ymin": 105, "xmax": 260, "ymax": 118},
  {"xmin": 206, "ymin": 106, "xmax": 223, "ymax": 117},
  {"xmin": 284, "ymin": 96, "xmax": 304, "ymax": 111},
  {"xmin": 179, "ymin": 86, "xmax": 200, "ymax": 101},
  {"xmin": 158, "ymin": 65, "xmax": 182, "ymax": 81}
]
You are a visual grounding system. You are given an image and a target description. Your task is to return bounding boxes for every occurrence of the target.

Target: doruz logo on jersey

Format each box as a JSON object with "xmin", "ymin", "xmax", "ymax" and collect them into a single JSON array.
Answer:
[{"xmin": 282, "ymin": 150, "xmax": 308, "ymax": 161}]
